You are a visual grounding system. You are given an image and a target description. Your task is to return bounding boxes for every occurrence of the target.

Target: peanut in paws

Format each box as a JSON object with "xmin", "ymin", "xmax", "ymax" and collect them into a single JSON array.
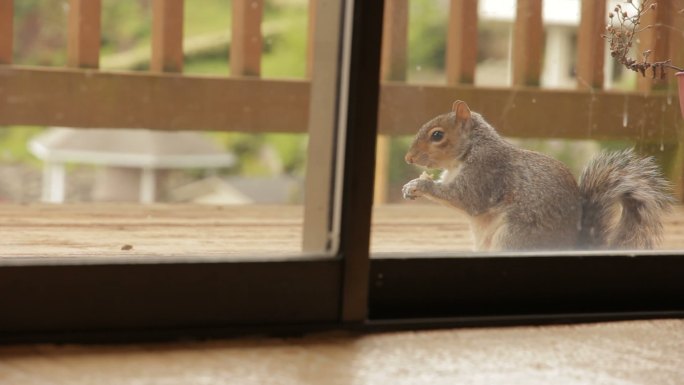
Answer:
[{"xmin": 419, "ymin": 171, "xmax": 433, "ymax": 181}]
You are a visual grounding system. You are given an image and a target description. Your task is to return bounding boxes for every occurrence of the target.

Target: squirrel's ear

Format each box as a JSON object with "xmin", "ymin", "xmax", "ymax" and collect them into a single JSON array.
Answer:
[{"xmin": 452, "ymin": 100, "xmax": 471, "ymax": 121}]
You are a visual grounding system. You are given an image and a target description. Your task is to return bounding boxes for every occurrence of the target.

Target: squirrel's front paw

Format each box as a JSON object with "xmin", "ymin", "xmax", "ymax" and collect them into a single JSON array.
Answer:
[{"xmin": 402, "ymin": 178, "xmax": 431, "ymax": 200}]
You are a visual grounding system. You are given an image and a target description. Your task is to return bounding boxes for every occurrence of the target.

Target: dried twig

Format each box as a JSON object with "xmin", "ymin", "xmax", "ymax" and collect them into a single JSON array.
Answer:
[{"xmin": 603, "ymin": 0, "xmax": 684, "ymax": 79}]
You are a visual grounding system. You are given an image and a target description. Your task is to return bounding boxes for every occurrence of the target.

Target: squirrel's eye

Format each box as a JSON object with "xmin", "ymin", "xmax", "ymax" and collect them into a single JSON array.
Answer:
[{"xmin": 430, "ymin": 130, "xmax": 444, "ymax": 142}]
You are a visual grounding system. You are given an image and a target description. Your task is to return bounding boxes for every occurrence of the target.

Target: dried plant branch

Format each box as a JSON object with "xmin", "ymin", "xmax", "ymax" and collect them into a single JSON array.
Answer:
[{"xmin": 603, "ymin": 0, "xmax": 684, "ymax": 79}]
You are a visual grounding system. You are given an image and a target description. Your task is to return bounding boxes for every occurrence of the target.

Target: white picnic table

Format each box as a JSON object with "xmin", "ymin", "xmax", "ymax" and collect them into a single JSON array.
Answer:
[{"xmin": 29, "ymin": 127, "xmax": 236, "ymax": 203}]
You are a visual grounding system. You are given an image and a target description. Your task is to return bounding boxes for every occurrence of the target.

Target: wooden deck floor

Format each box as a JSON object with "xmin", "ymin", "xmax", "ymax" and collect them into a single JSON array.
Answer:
[{"xmin": 2, "ymin": 203, "xmax": 684, "ymax": 259}]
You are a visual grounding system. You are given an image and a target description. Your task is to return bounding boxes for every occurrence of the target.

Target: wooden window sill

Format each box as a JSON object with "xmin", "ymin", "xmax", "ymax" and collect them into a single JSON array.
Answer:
[{"xmin": 0, "ymin": 319, "xmax": 682, "ymax": 384}]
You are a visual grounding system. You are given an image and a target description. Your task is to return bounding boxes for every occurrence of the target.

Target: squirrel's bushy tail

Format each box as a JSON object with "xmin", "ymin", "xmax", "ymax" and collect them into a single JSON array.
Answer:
[{"xmin": 578, "ymin": 149, "xmax": 673, "ymax": 249}]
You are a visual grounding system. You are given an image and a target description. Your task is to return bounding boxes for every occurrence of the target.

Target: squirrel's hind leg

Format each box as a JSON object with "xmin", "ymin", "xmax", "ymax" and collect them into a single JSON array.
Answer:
[{"xmin": 483, "ymin": 215, "xmax": 579, "ymax": 251}]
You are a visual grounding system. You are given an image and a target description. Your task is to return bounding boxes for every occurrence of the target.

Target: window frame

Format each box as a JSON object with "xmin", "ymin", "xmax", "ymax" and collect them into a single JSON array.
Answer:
[
  {"xmin": 2, "ymin": 0, "xmax": 684, "ymax": 344},
  {"xmin": 368, "ymin": 254, "xmax": 684, "ymax": 327},
  {"xmin": 0, "ymin": 0, "xmax": 384, "ymax": 344}
]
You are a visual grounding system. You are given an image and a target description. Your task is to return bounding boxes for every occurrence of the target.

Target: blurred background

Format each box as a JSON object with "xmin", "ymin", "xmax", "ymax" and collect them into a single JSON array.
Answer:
[{"xmin": 0, "ymin": 0, "xmax": 654, "ymax": 205}]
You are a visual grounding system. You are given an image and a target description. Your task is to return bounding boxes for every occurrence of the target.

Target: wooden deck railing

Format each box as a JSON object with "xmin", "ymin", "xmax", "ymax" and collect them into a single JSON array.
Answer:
[
  {"xmin": 0, "ymin": 0, "xmax": 12, "ymax": 66},
  {"xmin": 0, "ymin": 0, "xmax": 682, "ymax": 198}
]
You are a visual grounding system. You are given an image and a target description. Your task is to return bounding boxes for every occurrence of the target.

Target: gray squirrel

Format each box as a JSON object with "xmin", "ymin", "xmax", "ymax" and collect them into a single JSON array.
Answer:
[{"xmin": 402, "ymin": 100, "xmax": 673, "ymax": 251}]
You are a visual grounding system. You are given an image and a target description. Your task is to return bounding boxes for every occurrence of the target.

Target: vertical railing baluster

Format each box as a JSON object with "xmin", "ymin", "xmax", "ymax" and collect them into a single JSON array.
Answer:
[
  {"xmin": 576, "ymin": 0, "xmax": 606, "ymax": 89},
  {"xmin": 152, "ymin": 0, "xmax": 184, "ymax": 73},
  {"xmin": 374, "ymin": 0, "xmax": 408, "ymax": 204},
  {"xmin": 636, "ymin": 0, "xmax": 672, "ymax": 92},
  {"xmin": 668, "ymin": 0, "xmax": 684, "ymax": 84},
  {"xmin": 446, "ymin": 0, "xmax": 478, "ymax": 85},
  {"xmin": 67, "ymin": 0, "xmax": 101, "ymax": 68},
  {"xmin": 512, "ymin": 0, "xmax": 543, "ymax": 86},
  {"xmin": 0, "ymin": 0, "xmax": 13, "ymax": 65},
  {"xmin": 669, "ymin": 0, "xmax": 684, "ymax": 201},
  {"xmin": 380, "ymin": 0, "xmax": 408, "ymax": 82},
  {"xmin": 231, "ymin": 0, "xmax": 263, "ymax": 77},
  {"xmin": 306, "ymin": 0, "xmax": 317, "ymax": 78}
]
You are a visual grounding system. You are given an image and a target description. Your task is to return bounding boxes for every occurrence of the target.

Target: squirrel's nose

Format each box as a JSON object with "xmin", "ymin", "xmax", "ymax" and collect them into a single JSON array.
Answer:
[{"xmin": 405, "ymin": 153, "xmax": 414, "ymax": 164}]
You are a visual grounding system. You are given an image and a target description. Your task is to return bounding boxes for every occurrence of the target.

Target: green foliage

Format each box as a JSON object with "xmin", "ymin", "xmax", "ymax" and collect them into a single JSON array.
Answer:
[
  {"xmin": 183, "ymin": 1, "xmax": 309, "ymax": 78},
  {"xmin": 408, "ymin": 1, "xmax": 447, "ymax": 73},
  {"xmin": 208, "ymin": 132, "xmax": 306, "ymax": 177},
  {"xmin": 13, "ymin": 0, "xmax": 68, "ymax": 66},
  {"xmin": 210, "ymin": 133, "xmax": 270, "ymax": 176},
  {"xmin": 184, "ymin": 54, "xmax": 229, "ymax": 75},
  {"xmin": 100, "ymin": 0, "xmax": 152, "ymax": 57},
  {"xmin": 261, "ymin": 5, "xmax": 308, "ymax": 78},
  {"xmin": 184, "ymin": 0, "xmax": 232, "ymax": 37},
  {"xmin": 389, "ymin": 137, "xmax": 414, "ymax": 183},
  {"xmin": 0, "ymin": 126, "xmax": 44, "ymax": 164},
  {"xmin": 265, "ymin": 133, "xmax": 307, "ymax": 175}
]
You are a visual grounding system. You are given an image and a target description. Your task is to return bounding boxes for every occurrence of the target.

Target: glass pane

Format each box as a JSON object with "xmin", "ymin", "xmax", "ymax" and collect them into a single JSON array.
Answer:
[
  {"xmin": 0, "ymin": 0, "xmax": 344, "ymax": 260},
  {"xmin": 372, "ymin": 0, "xmax": 682, "ymax": 255}
]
